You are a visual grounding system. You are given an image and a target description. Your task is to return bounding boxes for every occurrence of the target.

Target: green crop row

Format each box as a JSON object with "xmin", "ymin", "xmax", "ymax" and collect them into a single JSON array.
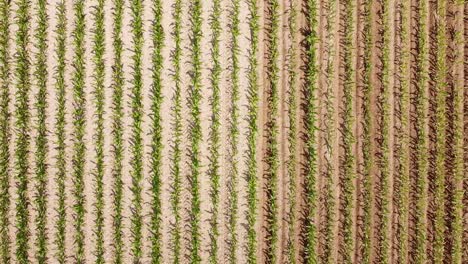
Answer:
[
  {"xmin": 396, "ymin": 0, "xmax": 410, "ymax": 263},
  {"xmin": 170, "ymin": 0, "xmax": 182, "ymax": 262},
  {"xmin": 433, "ymin": 1, "xmax": 447, "ymax": 263},
  {"xmin": 377, "ymin": 0, "xmax": 391, "ymax": 263},
  {"xmin": 92, "ymin": 0, "xmax": 106, "ymax": 262},
  {"xmin": 111, "ymin": 0, "xmax": 124, "ymax": 261},
  {"xmin": 0, "ymin": 0, "xmax": 10, "ymax": 262},
  {"xmin": 322, "ymin": 0, "xmax": 337, "ymax": 262},
  {"xmin": 285, "ymin": 0, "xmax": 298, "ymax": 263},
  {"xmin": 188, "ymin": 0, "xmax": 203, "ymax": 262},
  {"xmin": 414, "ymin": 0, "xmax": 429, "ymax": 263},
  {"xmin": 246, "ymin": 0, "xmax": 259, "ymax": 262},
  {"xmin": 340, "ymin": 0, "xmax": 356, "ymax": 263},
  {"xmin": 360, "ymin": 0, "xmax": 374, "ymax": 262},
  {"xmin": 264, "ymin": 0, "xmax": 280, "ymax": 262},
  {"xmin": 53, "ymin": 1, "xmax": 67, "ymax": 262},
  {"xmin": 14, "ymin": 0, "xmax": 32, "ymax": 262},
  {"xmin": 303, "ymin": 0, "xmax": 318, "ymax": 263},
  {"xmin": 71, "ymin": 0, "xmax": 86, "ymax": 262},
  {"xmin": 451, "ymin": 2, "xmax": 464, "ymax": 263},
  {"xmin": 227, "ymin": 0, "xmax": 240, "ymax": 262},
  {"xmin": 150, "ymin": 0, "xmax": 164, "ymax": 263},
  {"xmin": 129, "ymin": 0, "xmax": 144, "ymax": 261},
  {"xmin": 208, "ymin": 0, "xmax": 221, "ymax": 262},
  {"xmin": 33, "ymin": 0, "xmax": 49, "ymax": 262}
]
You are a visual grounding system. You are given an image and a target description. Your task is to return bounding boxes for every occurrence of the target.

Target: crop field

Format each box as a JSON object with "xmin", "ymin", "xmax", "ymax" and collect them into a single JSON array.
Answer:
[{"xmin": 0, "ymin": 0, "xmax": 466, "ymax": 263}]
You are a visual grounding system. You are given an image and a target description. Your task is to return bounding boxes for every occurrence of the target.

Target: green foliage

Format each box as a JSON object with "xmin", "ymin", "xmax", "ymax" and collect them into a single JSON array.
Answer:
[
  {"xmin": 264, "ymin": 0, "xmax": 280, "ymax": 262},
  {"xmin": 170, "ymin": 0, "xmax": 182, "ymax": 262},
  {"xmin": 450, "ymin": 2, "xmax": 464, "ymax": 263},
  {"xmin": 285, "ymin": 1, "xmax": 298, "ymax": 263},
  {"xmin": 129, "ymin": 0, "xmax": 144, "ymax": 261},
  {"xmin": 340, "ymin": 0, "xmax": 356, "ymax": 262},
  {"xmin": 53, "ymin": 1, "xmax": 67, "ymax": 262},
  {"xmin": 208, "ymin": 0, "xmax": 221, "ymax": 262},
  {"xmin": 188, "ymin": 0, "xmax": 203, "ymax": 262},
  {"xmin": 433, "ymin": 1, "xmax": 447, "ymax": 263},
  {"xmin": 246, "ymin": 0, "xmax": 259, "ymax": 262},
  {"xmin": 360, "ymin": 0, "xmax": 374, "ymax": 262},
  {"xmin": 150, "ymin": 0, "xmax": 164, "ymax": 262},
  {"xmin": 396, "ymin": 0, "xmax": 410, "ymax": 263},
  {"xmin": 71, "ymin": 0, "xmax": 87, "ymax": 262},
  {"xmin": 92, "ymin": 0, "xmax": 106, "ymax": 261},
  {"xmin": 303, "ymin": 0, "xmax": 318, "ymax": 263},
  {"xmin": 322, "ymin": 0, "xmax": 337, "ymax": 262},
  {"xmin": 227, "ymin": 0, "xmax": 240, "ymax": 262},
  {"xmin": 376, "ymin": 0, "xmax": 391, "ymax": 263},
  {"xmin": 33, "ymin": 0, "xmax": 49, "ymax": 262},
  {"xmin": 14, "ymin": 0, "xmax": 32, "ymax": 262},
  {"xmin": 414, "ymin": 0, "xmax": 429, "ymax": 262},
  {"xmin": 0, "ymin": 0, "xmax": 10, "ymax": 262},
  {"xmin": 111, "ymin": 0, "xmax": 124, "ymax": 262}
]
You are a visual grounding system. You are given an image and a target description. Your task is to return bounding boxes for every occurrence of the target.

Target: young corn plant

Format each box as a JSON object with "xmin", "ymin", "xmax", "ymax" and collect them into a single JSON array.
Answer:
[
  {"xmin": 340, "ymin": 0, "xmax": 356, "ymax": 262},
  {"xmin": 150, "ymin": 0, "xmax": 164, "ymax": 262},
  {"xmin": 227, "ymin": 0, "xmax": 240, "ymax": 262},
  {"xmin": 208, "ymin": 0, "xmax": 221, "ymax": 262},
  {"xmin": 396, "ymin": 0, "xmax": 410, "ymax": 262},
  {"xmin": 414, "ymin": 0, "xmax": 429, "ymax": 262},
  {"xmin": 322, "ymin": 0, "xmax": 337, "ymax": 262},
  {"xmin": 92, "ymin": 0, "xmax": 106, "ymax": 262},
  {"xmin": 33, "ymin": 0, "xmax": 49, "ymax": 262},
  {"xmin": 0, "ymin": 0, "xmax": 10, "ymax": 262},
  {"xmin": 450, "ymin": 1, "xmax": 464, "ymax": 263},
  {"xmin": 14, "ymin": 0, "xmax": 32, "ymax": 262},
  {"xmin": 285, "ymin": 0, "xmax": 298, "ymax": 263},
  {"xmin": 360, "ymin": 0, "xmax": 374, "ymax": 262},
  {"xmin": 304, "ymin": 0, "xmax": 319, "ymax": 263},
  {"xmin": 433, "ymin": 1, "xmax": 447, "ymax": 263},
  {"xmin": 377, "ymin": 0, "xmax": 391, "ymax": 263},
  {"xmin": 129, "ymin": 0, "xmax": 144, "ymax": 261},
  {"xmin": 53, "ymin": 1, "xmax": 67, "ymax": 262},
  {"xmin": 188, "ymin": 0, "xmax": 203, "ymax": 262},
  {"xmin": 71, "ymin": 0, "xmax": 86, "ymax": 262},
  {"xmin": 111, "ymin": 0, "xmax": 124, "ymax": 261},
  {"xmin": 264, "ymin": 0, "xmax": 280, "ymax": 262},
  {"xmin": 246, "ymin": 0, "xmax": 260, "ymax": 262},
  {"xmin": 170, "ymin": 0, "xmax": 183, "ymax": 262}
]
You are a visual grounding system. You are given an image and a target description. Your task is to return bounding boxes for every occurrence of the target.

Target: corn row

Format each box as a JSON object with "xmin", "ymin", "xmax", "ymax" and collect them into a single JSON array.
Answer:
[
  {"xmin": 110, "ymin": 0, "xmax": 124, "ymax": 261},
  {"xmin": 53, "ymin": 1, "xmax": 67, "ymax": 262},
  {"xmin": 208, "ymin": 0, "xmax": 221, "ymax": 262},
  {"xmin": 227, "ymin": 0, "xmax": 240, "ymax": 262},
  {"xmin": 150, "ymin": 0, "xmax": 164, "ymax": 262},
  {"xmin": 0, "ymin": 0, "xmax": 11, "ymax": 262},
  {"xmin": 33, "ymin": 0, "xmax": 49, "ymax": 262},
  {"xmin": 14, "ymin": 0, "xmax": 32, "ymax": 261}
]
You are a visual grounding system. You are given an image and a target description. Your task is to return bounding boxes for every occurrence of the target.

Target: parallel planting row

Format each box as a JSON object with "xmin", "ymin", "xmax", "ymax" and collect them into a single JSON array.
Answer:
[{"xmin": 0, "ymin": 0, "xmax": 466, "ymax": 263}]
